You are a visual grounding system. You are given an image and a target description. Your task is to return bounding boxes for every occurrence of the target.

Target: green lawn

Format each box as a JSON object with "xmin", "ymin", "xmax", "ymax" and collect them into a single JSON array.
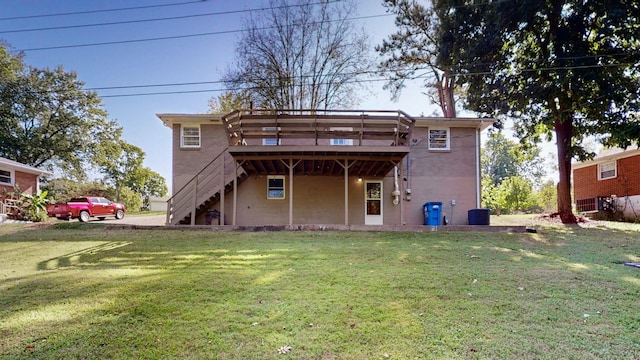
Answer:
[{"xmin": 1, "ymin": 222, "xmax": 639, "ymax": 359}]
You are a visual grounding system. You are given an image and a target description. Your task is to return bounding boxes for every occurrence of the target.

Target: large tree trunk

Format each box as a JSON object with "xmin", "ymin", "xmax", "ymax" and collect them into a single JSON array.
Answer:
[
  {"xmin": 437, "ymin": 70, "xmax": 456, "ymax": 118},
  {"xmin": 554, "ymin": 115, "xmax": 577, "ymax": 224}
]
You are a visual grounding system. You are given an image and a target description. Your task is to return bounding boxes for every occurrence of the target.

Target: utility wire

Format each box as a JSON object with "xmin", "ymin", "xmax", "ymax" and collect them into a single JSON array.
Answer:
[
  {"xmin": 0, "ymin": 0, "xmax": 342, "ymax": 34},
  {"xmin": 97, "ymin": 61, "xmax": 636, "ymax": 98},
  {"xmin": 0, "ymin": 0, "xmax": 205, "ymax": 21},
  {"xmin": 89, "ymin": 61, "xmax": 635, "ymax": 95},
  {"xmin": 16, "ymin": 13, "xmax": 392, "ymax": 52}
]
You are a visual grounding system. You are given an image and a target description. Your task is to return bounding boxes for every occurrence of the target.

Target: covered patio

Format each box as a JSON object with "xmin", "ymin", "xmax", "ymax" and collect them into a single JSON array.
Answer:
[{"xmin": 222, "ymin": 109, "xmax": 415, "ymax": 225}]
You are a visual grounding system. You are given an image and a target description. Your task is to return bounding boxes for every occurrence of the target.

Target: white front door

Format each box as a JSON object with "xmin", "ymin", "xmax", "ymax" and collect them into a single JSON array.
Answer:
[{"xmin": 364, "ymin": 181, "xmax": 383, "ymax": 225}]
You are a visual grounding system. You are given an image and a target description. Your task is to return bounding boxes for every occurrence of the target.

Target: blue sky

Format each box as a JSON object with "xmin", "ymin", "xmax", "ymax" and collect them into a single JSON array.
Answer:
[{"xmin": 1, "ymin": 0, "xmax": 457, "ymax": 187}]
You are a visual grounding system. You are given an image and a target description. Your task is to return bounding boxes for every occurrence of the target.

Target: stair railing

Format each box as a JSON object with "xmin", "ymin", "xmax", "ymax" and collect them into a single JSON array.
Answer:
[{"xmin": 166, "ymin": 150, "xmax": 241, "ymax": 225}]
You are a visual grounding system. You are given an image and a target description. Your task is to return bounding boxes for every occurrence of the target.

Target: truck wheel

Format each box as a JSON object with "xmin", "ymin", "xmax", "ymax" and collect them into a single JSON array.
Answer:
[
  {"xmin": 115, "ymin": 209, "xmax": 125, "ymax": 220},
  {"xmin": 79, "ymin": 211, "xmax": 90, "ymax": 223}
]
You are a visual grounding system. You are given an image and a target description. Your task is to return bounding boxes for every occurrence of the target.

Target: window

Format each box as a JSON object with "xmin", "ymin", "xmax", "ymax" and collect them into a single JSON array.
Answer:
[
  {"xmin": 181, "ymin": 125, "xmax": 200, "ymax": 148},
  {"xmin": 263, "ymin": 127, "xmax": 281, "ymax": 145},
  {"xmin": 598, "ymin": 161, "xmax": 616, "ymax": 180},
  {"xmin": 428, "ymin": 128, "xmax": 450, "ymax": 150},
  {"xmin": 267, "ymin": 176, "xmax": 285, "ymax": 199},
  {"xmin": 0, "ymin": 169, "xmax": 12, "ymax": 185},
  {"xmin": 330, "ymin": 127, "xmax": 353, "ymax": 146}
]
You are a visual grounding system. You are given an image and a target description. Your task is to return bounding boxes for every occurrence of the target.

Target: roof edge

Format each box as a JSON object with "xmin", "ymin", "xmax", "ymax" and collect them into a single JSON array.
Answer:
[
  {"xmin": 572, "ymin": 147, "xmax": 640, "ymax": 170},
  {"xmin": 0, "ymin": 157, "xmax": 53, "ymax": 177}
]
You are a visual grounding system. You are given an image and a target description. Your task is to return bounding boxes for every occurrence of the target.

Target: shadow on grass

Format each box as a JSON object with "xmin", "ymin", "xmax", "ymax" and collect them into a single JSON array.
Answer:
[{"xmin": 0, "ymin": 225, "xmax": 638, "ymax": 358}]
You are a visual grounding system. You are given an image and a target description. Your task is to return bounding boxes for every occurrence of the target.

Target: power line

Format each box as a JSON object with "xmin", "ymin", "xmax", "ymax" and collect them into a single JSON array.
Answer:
[
  {"xmin": 88, "ymin": 60, "xmax": 635, "ymax": 95},
  {"xmin": 96, "ymin": 60, "xmax": 636, "ymax": 98},
  {"xmin": 99, "ymin": 77, "xmax": 392, "ymax": 98},
  {"xmin": 0, "ymin": 0, "xmax": 342, "ymax": 34},
  {"xmin": 0, "ymin": 0, "xmax": 205, "ymax": 21},
  {"xmin": 15, "ymin": 13, "xmax": 392, "ymax": 52}
]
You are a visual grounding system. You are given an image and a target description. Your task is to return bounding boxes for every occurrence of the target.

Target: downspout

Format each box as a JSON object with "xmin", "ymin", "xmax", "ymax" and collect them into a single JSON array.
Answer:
[{"xmin": 392, "ymin": 166, "xmax": 400, "ymax": 206}]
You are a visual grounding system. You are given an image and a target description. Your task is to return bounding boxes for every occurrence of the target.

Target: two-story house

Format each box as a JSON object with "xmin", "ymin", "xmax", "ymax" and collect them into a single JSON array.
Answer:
[{"xmin": 158, "ymin": 109, "xmax": 493, "ymax": 226}]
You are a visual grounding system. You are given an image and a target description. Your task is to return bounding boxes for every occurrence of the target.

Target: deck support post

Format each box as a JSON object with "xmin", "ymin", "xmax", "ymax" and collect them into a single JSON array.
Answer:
[
  {"xmin": 289, "ymin": 158, "xmax": 294, "ymax": 226},
  {"xmin": 399, "ymin": 160, "xmax": 404, "ymax": 225},
  {"xmin": 233, "ymin": 159, "xmax": 238, "ymax": 225},
  {"xmin": 219, "ymin": 154, "xmax": 225, "ymax": 226},
  {"xmin": 344, "ymin": 160, "xmax": 349, "ymax": 225}
]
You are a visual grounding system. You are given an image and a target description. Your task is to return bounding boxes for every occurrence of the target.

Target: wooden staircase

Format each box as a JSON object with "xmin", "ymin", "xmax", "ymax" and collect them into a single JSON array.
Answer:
[{"xmin": 166, "ymin": 150, "xmax": 247, "ymax": 225}]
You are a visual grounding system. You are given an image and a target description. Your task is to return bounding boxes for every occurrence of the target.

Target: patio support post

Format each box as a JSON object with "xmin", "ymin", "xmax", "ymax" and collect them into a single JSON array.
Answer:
[
  {"xmin": 399, "ymin": 160, "xmax": 404, "ymax": 225},
  {"xmin": 344, "ymin": 159, "xmax": 349, "ymax": 225},
  {"xmin": 233, "ymin": 160, "xmax": 238, "ymax": 225},
  {"xmin": 220, "ymin": 154, "xmax": 225, "ymax": 226},
  {"xmin": 289, "ymin": 158, "xmax": 294, "ymax": 226}
]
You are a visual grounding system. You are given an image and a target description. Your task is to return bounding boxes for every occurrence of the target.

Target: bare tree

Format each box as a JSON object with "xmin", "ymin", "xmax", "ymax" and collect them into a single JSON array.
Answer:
[
  {"xmin": 376, "ymin": 0, "xmax": 458, "ymax": 117},
  {"xmin": 223, "ymin": 0, "xmax": 371, "ymax": 110}
]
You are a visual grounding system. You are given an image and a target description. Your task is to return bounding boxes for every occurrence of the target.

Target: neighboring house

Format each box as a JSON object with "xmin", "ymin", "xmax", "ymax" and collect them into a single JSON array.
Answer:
[
  {"xmin": 573, "ymin": 147, "xmax": 640, "ymax": 221},
  {"xmin": 158, "ymin": 109, "xmax": 494, "ymax": 226},
  {"xmin": 0, "ymin": 156, "xmax": 52, "ymax": 215}
]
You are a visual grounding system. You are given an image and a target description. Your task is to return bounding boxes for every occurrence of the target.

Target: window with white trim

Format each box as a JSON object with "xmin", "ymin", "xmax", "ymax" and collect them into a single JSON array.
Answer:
[
  {"xmin": 262, "ymin": 127, "xmax": 281, "ymax": 145},
  {"xmin": 267, "ymin": 176, "xmax": 285, "ymax": 199},
  {"xmin": 330, "ymin": 127, "xmax": 353, "ymax": 146},
  {"xmin": 0, "ymin": 169, "xmax": 12, "ymax": 185},
  {"xmin": 181, "ymin": 125, "xmax": 201, "ymax": 148},
  {"xmin": 428, "ymin": 128, "xmax": 450, "ymax": 150},
  {"xmin": 598, "ymin": 161, "xmax": 616, "ymax": 180}
]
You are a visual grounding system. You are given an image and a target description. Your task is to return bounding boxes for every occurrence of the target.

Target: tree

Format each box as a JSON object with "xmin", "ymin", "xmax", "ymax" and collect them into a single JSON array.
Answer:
[
  {"xmin": 96, "ymin": 140, "xmax": 167, "ymax": 210},
  {"xmin": 0, "ymin": 42, "xmax": 24, "ymax": 81},
  {"xmin": 396, "ymin": 1, "xmax": 640, "ymax": 223},
  {"xmin": 532, "ymin": 180, "xmax": 558, "ymax": 213},
  {"xmin": 377, "ymin": 0, "xmax": 461, "ymax": 117},
  {"xmin": 128, "ymin": 167, "xmax": 168, "ymax": 210},
  {"xmin": 96, "ymin": 140, "xmax": 144, "ymax": 202},
  {"xmin": 482, "ymin": 132, "xmax": 546, "ymax": 186},
  {"xmin": 223, "ymin": 0, "xmax": 372, "ymax": 109},
  {"xmin": 500, "ymin": 176, "xmax": 535, "ymax": 213},
  {"xmin": 0, "ymin": 55, "xmax": 121, "ymax": 179},
  {"xmin": 208, "ymin": 91, "xmax": 252, "ymax": 114}
]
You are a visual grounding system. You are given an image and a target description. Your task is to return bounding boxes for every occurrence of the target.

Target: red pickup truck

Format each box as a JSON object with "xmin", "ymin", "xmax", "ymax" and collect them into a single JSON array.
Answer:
[{"xmin": 46, "ymin": 197, "xmax": 126, "ymax": 222}]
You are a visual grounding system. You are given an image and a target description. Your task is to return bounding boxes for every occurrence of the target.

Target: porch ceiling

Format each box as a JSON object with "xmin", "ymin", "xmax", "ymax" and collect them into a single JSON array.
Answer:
[{"xmin": 228, "ymin": 145, "xmax": 409, "ymax": 177}]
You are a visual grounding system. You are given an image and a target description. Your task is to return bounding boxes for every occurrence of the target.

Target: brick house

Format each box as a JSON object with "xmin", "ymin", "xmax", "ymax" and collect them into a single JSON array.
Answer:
[
  {"xmin": 0, "ymin": 156, "xmax": 52, "ymax": 215},
  {"xmin": 158, "ymin": 109, "xmax": 493, "ymax": 226},
  {"xmin": 572, "ymin": 147, "xmax": 640, "ymax": 221}
]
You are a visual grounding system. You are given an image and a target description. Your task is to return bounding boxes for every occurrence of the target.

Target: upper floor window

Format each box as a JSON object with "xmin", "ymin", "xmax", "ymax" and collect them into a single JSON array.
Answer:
[
  {"xmin": 181, "ymin": 125, "xmax": 201, "ymax": 148},
  {"xmin": 263, "ymin": 127, "xmax": 281, "ymax": 145},
  {"xmin": 598, "ymin": 161, "xmax": 616, "ymax": 180},
  {"xmin": 428, "ymin": 128, "xmax": 450, "ymax": 150},
  {"xmin": 0, "ymin": 169, "xmax": 12, "ymax": 185},
  {"xmin": 330, "ymin": 127, "xmax": 353, "ymax": 146}
]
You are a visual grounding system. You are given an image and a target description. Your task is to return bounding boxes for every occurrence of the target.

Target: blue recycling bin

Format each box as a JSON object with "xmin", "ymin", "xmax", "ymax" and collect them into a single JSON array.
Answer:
[{"xmin": 423, "ymin": 202, "xmax": 443, "ymax": 226}]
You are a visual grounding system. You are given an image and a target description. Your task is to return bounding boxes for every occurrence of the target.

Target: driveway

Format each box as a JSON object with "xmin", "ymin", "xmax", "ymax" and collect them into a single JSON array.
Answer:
[{"xmin": 101, "ymin": 214, "xmax": 166, "ymax": 226}]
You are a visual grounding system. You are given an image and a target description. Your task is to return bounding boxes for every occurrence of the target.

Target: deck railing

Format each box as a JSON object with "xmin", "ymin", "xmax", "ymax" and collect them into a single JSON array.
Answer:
[{"xmin": 222, "ymin": 109, "xmax": 415, "ymax": 147}]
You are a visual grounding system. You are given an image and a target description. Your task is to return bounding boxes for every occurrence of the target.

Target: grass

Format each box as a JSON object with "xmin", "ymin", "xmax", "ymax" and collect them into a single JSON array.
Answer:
[{"xmin": 1, "ymin": 222, "xmax": 639, "ymax": 359}]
